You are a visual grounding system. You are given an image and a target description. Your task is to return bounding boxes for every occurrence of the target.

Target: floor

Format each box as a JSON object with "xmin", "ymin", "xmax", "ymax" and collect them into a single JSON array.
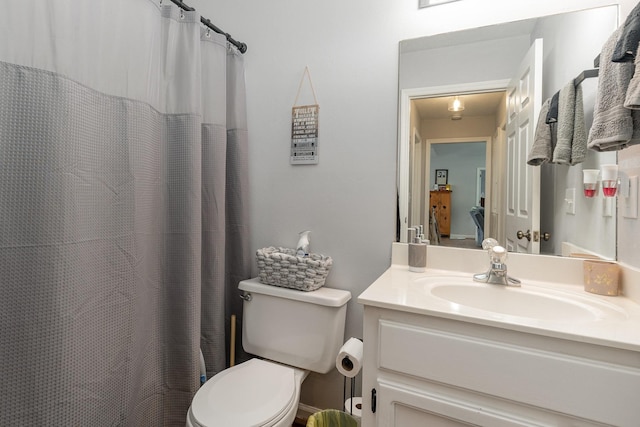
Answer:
[{"xmin": 437, "ymin": 236, "xmax": 482, "ymax": 250}]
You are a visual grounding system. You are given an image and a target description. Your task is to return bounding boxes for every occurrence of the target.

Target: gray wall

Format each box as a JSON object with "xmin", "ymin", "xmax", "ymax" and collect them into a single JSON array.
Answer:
[
  {"xmin": 533, "ymin": 6, "xmax": 618, "ymax": 258},
  {"xmin": 430, "ymin": 142, "xmax": 486, "ymax": 238}
]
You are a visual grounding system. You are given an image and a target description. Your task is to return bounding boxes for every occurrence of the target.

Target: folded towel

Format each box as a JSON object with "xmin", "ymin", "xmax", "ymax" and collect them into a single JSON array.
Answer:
[
  {"xmin": 588, "ymin": 27, "xmax": 636, "ymax": 151},
  {"xmin": 571, "ymin": 85, "xmax": 587, "ymax": 164},
  {"xmin": 623, "ymin": 42, "xmax": 640, "ymax": 149},
  {"xmin": 546, "ymin": 91, "xmax": 559, "ymax": 123},
  {"xmin": 527, "ymin": 98, "xmax": 552, "ymax": 165},
  {"xmin": 551, "ymin": 82, "xmax": 587, "ymax": 164},
  {"xmin": 629, "ymin": 109, "xmax": 640, "ymax": 147},
  {"xmin": 625, "ymin": 42, "xmax": 640, "ymax": 108},
  {"xmin": 612, "ymin": 1, "xmax": 640, "ymax": 63},
  {"xmin": 553, "ymin": 82, "xmax": 576, "ymax": 164},
  {"xmin": 548, "ymin": 92, "xmax": 560, "ymax": 158}
]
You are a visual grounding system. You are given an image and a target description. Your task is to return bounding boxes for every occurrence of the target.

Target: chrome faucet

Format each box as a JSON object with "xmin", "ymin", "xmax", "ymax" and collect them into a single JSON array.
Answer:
[{"xmin": 473, "ymin": 238, "xmax": 521, "ymax": 287}]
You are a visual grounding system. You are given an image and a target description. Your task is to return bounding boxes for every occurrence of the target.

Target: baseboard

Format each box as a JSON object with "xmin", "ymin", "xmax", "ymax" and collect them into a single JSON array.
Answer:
[
  {"xmin": 449, "ymin": 234, "xmax": 474, "ymax": 240},
  {"xmin": 296, "ymin": 403, "xmax": 321, "ymax": 424}
]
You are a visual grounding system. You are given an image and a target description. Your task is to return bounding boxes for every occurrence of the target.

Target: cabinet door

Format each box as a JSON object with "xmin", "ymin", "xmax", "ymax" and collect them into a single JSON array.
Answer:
[
  {"xmin": 430, "ymin": 191, "xmax": 451, "ymax": 236},
  {"xmin": 378, "ymin": 319, "xmax": 640, "ymax": 426},
  {"xmin": 439, "ymin": 192, "xmax": 450, "ymax": 235}
]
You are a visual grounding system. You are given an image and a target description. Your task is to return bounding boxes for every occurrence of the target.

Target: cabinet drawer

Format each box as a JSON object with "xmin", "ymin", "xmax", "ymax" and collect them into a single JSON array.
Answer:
[
  {"xmin": 378, "ymin": 320, "xmax": 640, "ymax": 426},
  {"xmin": 377, "ymin": 379, "xmax": 549, "ymax": 427}
]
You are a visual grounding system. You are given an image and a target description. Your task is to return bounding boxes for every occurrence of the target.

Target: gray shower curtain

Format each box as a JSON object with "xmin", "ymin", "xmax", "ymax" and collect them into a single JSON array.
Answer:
[{"xmin": 0, "ymin": 1, "xmax": 250, "ymax": 425}]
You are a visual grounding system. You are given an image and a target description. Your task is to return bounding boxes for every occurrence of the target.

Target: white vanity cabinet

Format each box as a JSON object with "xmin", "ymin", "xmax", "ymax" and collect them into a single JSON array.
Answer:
[{"xmin": 360, "ymin": 305, "xmax": 640, "ymax": 427}]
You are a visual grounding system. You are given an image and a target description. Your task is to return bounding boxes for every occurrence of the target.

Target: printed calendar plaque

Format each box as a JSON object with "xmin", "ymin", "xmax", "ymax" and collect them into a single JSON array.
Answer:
[{"xmin": 290, "ymin": 104, "xmax": 319, "ymax": 165}]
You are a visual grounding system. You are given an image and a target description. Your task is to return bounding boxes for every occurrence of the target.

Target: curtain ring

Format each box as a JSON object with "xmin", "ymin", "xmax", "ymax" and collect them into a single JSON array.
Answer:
[
  {"xmin": 180, "ymin": 10, "xmax": 185, "ymax": 19},
  {"xmin": 206, "ymin": 28, "xmax": 211, "ymax": 38}
]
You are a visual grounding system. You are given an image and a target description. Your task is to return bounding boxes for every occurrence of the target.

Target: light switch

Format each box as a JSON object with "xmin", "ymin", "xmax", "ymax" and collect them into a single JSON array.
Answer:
[
  {"xmin": 565, "ymin": 188, "xmax": 575, "ymax": 215},
  {"xmin": 622, "ymin": 176, "xmax": 638, "ymax": 219}
]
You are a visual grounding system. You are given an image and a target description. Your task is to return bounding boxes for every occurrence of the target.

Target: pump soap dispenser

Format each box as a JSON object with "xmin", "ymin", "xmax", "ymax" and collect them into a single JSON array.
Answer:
[{"xmin": 408, "ymin": 226, "xmax": 427, "ymax": 272}]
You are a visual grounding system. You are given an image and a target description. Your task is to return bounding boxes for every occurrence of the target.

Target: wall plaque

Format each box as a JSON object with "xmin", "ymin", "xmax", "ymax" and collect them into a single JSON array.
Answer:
[
  {"xmin": 291, "ymin": 104, "xmax": 319, "ymax": 165},
  {"xmin": 291, "ymin": 67, "xmax": 319, "ymax": 165}
]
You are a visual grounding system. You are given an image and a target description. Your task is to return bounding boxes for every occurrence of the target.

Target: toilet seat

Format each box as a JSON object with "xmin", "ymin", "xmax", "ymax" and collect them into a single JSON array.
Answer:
[{"xmin": 188, "ymin": 358, "xmax": 297, "ymax": 427}]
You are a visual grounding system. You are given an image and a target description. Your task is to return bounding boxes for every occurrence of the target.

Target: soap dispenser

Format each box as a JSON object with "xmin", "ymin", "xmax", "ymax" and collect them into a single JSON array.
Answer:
[{"xmin": 408, "ymin": 226, "xmax": 427, "ymax": 273}]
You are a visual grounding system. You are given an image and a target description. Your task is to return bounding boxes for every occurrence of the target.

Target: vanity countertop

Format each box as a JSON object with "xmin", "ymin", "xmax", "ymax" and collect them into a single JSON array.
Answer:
[{"xmin": 358, "ymin": 264, "xmax": 640, "ymax": 352}]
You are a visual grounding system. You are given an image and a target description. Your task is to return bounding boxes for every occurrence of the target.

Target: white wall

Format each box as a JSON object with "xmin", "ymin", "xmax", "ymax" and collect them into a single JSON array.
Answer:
[
  {"xmin": 400, "ymin": 35, "xmax": 531, "ymax": 89},
  {"xmin": 619, "ymin": 144, "xmax": 640, "ymax": 266},
  {"xmin": 190, "ymin": 0, "xmax": 640, "ymax": 411},
  {"xmin": 421, "ymin": 116, "xmax": 497, "ymax": 140}
]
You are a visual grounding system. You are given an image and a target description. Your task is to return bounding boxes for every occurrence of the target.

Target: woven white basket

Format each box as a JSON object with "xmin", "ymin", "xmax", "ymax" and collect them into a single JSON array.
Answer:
[{"xmin": 256, "ymin": 246, "xmax": 332, "ymax": 291}]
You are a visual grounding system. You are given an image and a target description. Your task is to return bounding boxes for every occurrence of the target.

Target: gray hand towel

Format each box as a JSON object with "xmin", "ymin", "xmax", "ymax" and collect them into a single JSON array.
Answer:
[
  {"xmin": 546, "ymin": 91, "xmax": 559, "ymax": 124},
  {"xmin": 629, "ymin": 110, "xmax": 640, "ymax": 146},
  {"xmin": 622, "ymin": 41, "xmax": 640, "ymax": 149},
  {"xmin": 552, "ymin": 82, "xmax": 576, "ymax": 164},
  {"xmin": 587, "ymin": 27, "xmax": 636, "ymax": 151},
  {"xmin": 527, "ymin": 98, "xmax": 552, "ymax": 166},
  {"xmin": 624, "ymin": 42, "xmax": 640, "ymax": 109},
  {"xmin": 552, "ymin": 82, "xmax": 586, "ymax": 165},
  {"xmin": 612, "ymin": 1, "xmax": 640, "ymax": 63},
  {"xmin": 571, "ymin": 85, "xmax": 587, "ymax": 165}
]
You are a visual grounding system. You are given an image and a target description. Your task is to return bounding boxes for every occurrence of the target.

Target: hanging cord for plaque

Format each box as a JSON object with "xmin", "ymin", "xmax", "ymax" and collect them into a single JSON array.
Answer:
[
  {"xmin": 291, "ymin": 67, "xmax": 320, "ymax": 165},
  {"xmin": 293, "ymin": 66, "xmax": 318, "ymax": 107}
]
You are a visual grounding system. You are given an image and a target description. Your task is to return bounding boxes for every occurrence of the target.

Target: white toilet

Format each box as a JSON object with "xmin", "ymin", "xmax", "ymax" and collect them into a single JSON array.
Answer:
[{"xmin": 186, "ymin": 278, "xmax": 352, "ymax": 427}]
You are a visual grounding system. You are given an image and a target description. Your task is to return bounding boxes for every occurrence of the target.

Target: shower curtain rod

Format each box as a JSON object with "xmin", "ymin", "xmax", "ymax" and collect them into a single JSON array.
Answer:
[{"xmin": 169, "ymin": 0, "xmax": 247, "ymax": 54}]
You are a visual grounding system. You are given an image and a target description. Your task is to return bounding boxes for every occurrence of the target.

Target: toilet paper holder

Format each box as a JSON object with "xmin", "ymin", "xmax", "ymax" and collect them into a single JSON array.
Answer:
[
  {"xmin": 343, "ymin": 375, "xmax": 357, "ymax": 416},
  {"xmin": 336, "ymin": 337, "xmax": 363, "ymax": 417}
]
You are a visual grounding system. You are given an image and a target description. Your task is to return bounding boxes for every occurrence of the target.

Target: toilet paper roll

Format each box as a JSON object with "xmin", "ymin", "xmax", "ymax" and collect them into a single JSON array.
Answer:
[
  {"xmin": 345, "ymin": 397, "xmax": 362, "ymax": 417},
  {"xmin": 336, "ymin": 337, "xmax": 363, "ymax": 378}
]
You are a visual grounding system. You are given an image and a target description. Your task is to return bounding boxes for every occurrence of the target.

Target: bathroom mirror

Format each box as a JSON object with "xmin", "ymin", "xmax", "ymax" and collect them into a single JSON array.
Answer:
[{"xmin": 398, "ymin": 5, "xmax": 619, "ymax": 260}]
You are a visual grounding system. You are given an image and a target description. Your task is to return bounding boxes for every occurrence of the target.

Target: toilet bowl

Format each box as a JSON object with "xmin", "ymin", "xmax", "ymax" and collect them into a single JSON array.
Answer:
[
  {"xmin": 186, "ymin": 359, "xmax": 308, "ymax": 427},
  {"xmin": 186, "ymin": 278, "xmax": 351, "ymax": 427}
]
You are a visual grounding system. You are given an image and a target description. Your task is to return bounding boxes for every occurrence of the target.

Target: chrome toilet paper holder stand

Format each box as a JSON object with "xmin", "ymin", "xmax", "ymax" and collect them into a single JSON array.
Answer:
[
  {"xmin": 341, "ymin": 362, "xmax": 357, "ymax": 416},
  {"xmin": 337, "ymin": 336, "xmax": 363, "ymax": 417}
]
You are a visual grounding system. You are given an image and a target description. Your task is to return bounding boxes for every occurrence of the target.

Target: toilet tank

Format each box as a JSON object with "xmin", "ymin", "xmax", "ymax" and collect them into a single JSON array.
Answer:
[{"xmin": 238, "ymin": 278, "xmax": 351, "ymax": 374}]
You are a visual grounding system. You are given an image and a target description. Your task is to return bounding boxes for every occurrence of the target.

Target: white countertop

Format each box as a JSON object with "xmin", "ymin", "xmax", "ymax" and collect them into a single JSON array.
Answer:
[{"xmin": 358, "ymin": 264, "xmax": 640, "ymax": 352}]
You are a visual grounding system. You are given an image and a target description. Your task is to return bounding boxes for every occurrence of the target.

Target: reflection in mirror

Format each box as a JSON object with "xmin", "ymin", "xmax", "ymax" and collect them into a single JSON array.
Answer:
[{"xmin": 398, "ymin": 6, "xmax": 618, "ymax": 260}]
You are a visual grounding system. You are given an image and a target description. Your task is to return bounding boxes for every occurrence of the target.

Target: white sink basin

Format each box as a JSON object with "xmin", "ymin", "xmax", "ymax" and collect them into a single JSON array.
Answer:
[{"xmin": 419, "ymin": 276, "xmax": 627, "ymax": 322}]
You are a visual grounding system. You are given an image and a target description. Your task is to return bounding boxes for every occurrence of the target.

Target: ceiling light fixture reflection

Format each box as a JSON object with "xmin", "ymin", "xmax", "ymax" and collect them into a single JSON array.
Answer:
[{"xmin": 448, "ymin": 96, "xmax": 465, "ymax": 112}]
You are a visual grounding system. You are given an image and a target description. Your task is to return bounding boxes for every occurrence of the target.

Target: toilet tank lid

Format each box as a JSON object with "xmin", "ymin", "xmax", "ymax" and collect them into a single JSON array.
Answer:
[{"xmin": 239, "ymin": 278, "xmax": 351, "ymax": 307}]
